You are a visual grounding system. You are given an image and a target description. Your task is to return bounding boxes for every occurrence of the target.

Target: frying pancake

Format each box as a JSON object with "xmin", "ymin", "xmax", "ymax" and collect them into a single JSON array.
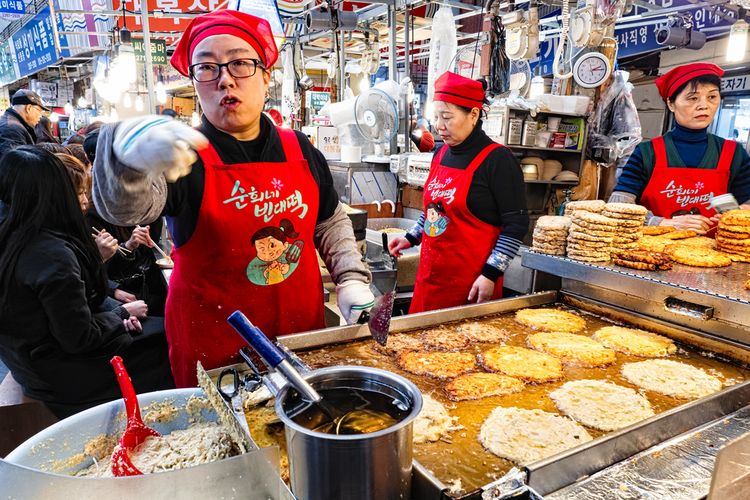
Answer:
[
  {"xmin": 621, "ymin": 359, "xmax": 723, "ymax": 399},
  {"xmin": 669, "ymin": 246, "xmax": 732, "ymax": 267},
  {"xmin": 550, "ymin": 380, "xmax": 654, "ymax": 431},
  {"xmin": 372, "ymin": 333, "xmax": 424, "ymax": 356},
  {"xmin": 481, "ymin": 346, "xmax": 563, "ymax": 383},
  {"xmin": 592, "ymin": 326, "xmax": 676, "ymax": 357},
  {"xmin": 527, "ymin": 331, "xmax": 616, "ymax": 367},
  {"xmin": 455, "ymin": 321, "xmax": 510, "ymax": 343},
  {"xmin": 642, "ymin": 226, "xmax": 675, "ymax": 236},
  {"xmin": 514, "ymin": 308, "xmax": 586, "ymax": 333},
  {"xmin": 413, "ymin": 393, "xmax": 462, "ymax": 444},
  {"xmin": 479, "ymin": 407, "xmax": 592, "ymax": 465},
  {"xmin": 420, "ymin": 328, "xmax": 471, "ymax": 351},
  {"xmin": 444, "ymin": 373, "xmax": 524, "ymax": 401},
  {"xmin": 397, "ymin": 351, "xmax": 477, "ymax": 379}
]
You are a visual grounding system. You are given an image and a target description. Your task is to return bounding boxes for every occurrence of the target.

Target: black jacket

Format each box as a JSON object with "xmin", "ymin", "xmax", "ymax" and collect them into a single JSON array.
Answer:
[
  {"xmin": 0, "ymin": 108, "xmax": 36, "ymax": 159},
  {"xmin": 0, "ymin": 229, "xmax": 171, "ymax": 417}
]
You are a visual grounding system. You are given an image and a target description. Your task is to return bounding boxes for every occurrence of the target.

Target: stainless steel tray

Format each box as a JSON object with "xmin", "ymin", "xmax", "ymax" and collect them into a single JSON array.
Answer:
[{"xmin": 274, "ymin": 291, "xmax": 750, "ymax": 499}]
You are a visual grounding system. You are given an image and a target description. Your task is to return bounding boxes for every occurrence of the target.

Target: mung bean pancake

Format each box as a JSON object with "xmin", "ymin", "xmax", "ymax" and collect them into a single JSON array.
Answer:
[
  {"xmin": 527, "ymin": 331, "xmax": 616, "ymax": 367},
  {"xmin": 455, "ymin": 321, "xmax": 510, "ymax": 343},
  {"xmin": 592, "ymin": 326, "xmax": 676, "ymax": 357},
  {"xmin": 550, "ymin": 380, "xmax": 654, "ymax": 431},
  {"xmin": 397, "ymin": 351, "xmax": 477, "ymax": 379},
  {"xmin": 481, "ymin": 346, "xmax": 563, "ymax": 383},
  {"xmin": 479, "ymin": 407, "xmax": 592, "ymax": 465},
  {"xmin": 621, "ymin": 359, "xmax": 723, "ymax": 399},
  {"xmin": 515, "ymin": 308, "xmax": 586, "ymax": 333},
  {"xmin": 420, "ymin": 328, "xmax": 471, "ymax": 351},
  {"xmin": 444, "ymin": 373, "xmax": 524, "ymax": 401},
  {"xmin": 372, "ymin": 333, "xmax": 424, "ymax": 356},
  {"xmin": 413, "ymin": 393, "xmax": 462, "ymax": 444}
]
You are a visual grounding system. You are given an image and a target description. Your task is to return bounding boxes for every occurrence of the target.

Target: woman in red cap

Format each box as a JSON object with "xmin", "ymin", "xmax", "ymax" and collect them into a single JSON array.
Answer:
[
  {"xmin": 91, "ymin": 11, "xmax": 374, "ymax": 387},
  {"xmin": 389, "ymin": 71, "xmax": 528, "ymax": 313},
  {"xmin": 610, "ymin": 63, "xmax": 750, "ymax": 232}
]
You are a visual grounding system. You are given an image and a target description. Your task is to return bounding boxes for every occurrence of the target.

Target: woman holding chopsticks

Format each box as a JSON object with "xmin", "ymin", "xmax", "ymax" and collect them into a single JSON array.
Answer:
[{"xmin": 0, "ymin": 146, "xmax": 173, "ymax": 418}]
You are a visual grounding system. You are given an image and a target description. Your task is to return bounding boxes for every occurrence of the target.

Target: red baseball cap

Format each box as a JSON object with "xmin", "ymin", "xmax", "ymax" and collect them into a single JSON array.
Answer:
[
  {"xmin": 655, "ymin": 63, "xmax": 724, "ymax": 101},
  {"xmin": 434, "ymin": 71, "xmax": 485, "ymax": 109},
  {"xmin": 170, "ymin": 10, "xmax": 278, "ymax": 77}
]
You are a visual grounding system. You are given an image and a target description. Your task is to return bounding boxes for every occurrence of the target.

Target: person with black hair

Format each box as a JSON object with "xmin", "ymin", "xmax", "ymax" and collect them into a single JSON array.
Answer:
[
  {"xmin": 0, "ymin": 146, "xmax": 173, "ymax": 418},
  {"xmin": 161, "ymin": 108, "xmax": 179, "ymax": 118},
  {"xmin": 83, "ymin": 129, "xmax": 99, "ymax": 164},
  {"xmin": 389, "ymin": 71, "xmax": 529, "ymax": 314},
  {"xmin": 611, "ymin": 63, "xmax": 750, "ymax": 232},
  {"xmin": 34, "ymin": 115, "xmax": 58, "ymax": 143}
]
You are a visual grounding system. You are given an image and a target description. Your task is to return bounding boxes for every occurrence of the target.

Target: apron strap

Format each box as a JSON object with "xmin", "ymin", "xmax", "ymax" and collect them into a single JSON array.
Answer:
[
  {"xmin": 716, "ymin": 139, "xmax": 737, "ymax": 173},
  {"xmin": 465, "ymin": 143, "xmax": 502, "ymax": 175},
  {"xmin": 652, "ymin": 136, "xmax": 668, "ymax": 170},
  {"xmin": 196, "ymin": 142, "xmax": 223, "ymax": 166},
  {"xmin": 277, "ymin": 127, "xmax": 304, "ymax": 162}
]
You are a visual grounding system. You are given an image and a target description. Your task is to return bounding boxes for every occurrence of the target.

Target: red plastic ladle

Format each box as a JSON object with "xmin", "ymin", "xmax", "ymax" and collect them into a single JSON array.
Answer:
[{"xmin": 110, "ymin": 356, "xmax": 160, "ymax": 476}]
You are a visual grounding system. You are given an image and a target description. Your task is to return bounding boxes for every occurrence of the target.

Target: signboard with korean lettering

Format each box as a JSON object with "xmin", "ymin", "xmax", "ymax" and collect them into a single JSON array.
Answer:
[
  {"xmin": 10, "ymin": 7, "xmax": 66, "ymax": 78},
  {"xmin": 0, "ymin": 0, "xmax": 25, "ymax": 21},
  {"xmin": 233, "ymin": 0, "xmax": 285, "ymax": 48},
  {"xmin": 721, "ymin": 75, "xmax": 750, "ymax": 94},
  {"xmin": 306, "ymin": 91, "xmax": 330, "ymax": 113},
  {"xmin": 112, "ymin": 0, "xmax": 226, "ymax": 40},
  {"xmin": 533, "ymin": 0, "xmax": 735, "ymax": 76},
  {"xmin": 133, "ymin": 38, "xmax": 167, "ymax": 65},
  {"xmin": 0, "ymin": 39, "xmax": 17, "ymax": 85}
]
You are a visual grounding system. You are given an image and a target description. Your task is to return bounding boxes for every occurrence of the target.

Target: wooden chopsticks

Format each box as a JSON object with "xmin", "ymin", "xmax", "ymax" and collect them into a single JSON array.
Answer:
[{"xmin": 91, "ymin": 227, "xmax": 133, "ymax": 257}]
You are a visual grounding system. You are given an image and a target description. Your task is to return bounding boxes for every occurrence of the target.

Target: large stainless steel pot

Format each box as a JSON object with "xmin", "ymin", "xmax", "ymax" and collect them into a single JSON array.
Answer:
[{"xmin": 274, "ymin": 365, "xmax": 422, "ymax": 500}]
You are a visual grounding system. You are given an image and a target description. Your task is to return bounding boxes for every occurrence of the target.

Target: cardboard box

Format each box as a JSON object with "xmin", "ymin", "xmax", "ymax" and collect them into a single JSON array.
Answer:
[{"xmin": 302, "ymin": 126, "xmax": 340, "ymax": 160}]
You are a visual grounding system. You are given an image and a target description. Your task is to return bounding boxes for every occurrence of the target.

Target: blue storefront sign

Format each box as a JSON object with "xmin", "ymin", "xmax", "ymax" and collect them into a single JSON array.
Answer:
[
  {"xmin": 0, "ymin": 0, "xmax": 25, "ymax": 20},
  {"xmin": 9, "ymin": 6, "xmax": 69, "ymax": 79},
  {"xmin": 533, "ymin": 0, "xmax": 735, "ymax": 75}
]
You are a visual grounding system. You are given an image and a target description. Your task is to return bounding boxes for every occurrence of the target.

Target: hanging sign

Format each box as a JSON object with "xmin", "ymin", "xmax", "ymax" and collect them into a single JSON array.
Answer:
[
  {"xmin": 112, "ymin": 0, "xmax": 226, "ymax": 39},
  {"xmin": 232, "ymin": 0, "xmax": 286, "ymax": 48},
  {"xmin": 10, "ymin": 7, "xmax": 64, "ymax": 78},
  {"xmin": 721, "ymin": 74, "xmax": 750, "ymax": 94},
  {"xmin": 533, "ymin": 0, "xmax": 735, "ymax": 76},
  {"xmin": 306, "ymin": 90, "xmax": 330, "ymax": 113},
  {"xmin": 56, "ymin": 0, "xmax": 113, "ymax": 57},
  {"xmin": 0, "ymin": 39, "xmax": 17, "ymax": 85},
  {"xmin": 0, "ymin": 0, "xmax": 24, "ymax": 20},
  {"xmin": 132, "ymin": 38, "xmax": 167, "ymax": 65}
]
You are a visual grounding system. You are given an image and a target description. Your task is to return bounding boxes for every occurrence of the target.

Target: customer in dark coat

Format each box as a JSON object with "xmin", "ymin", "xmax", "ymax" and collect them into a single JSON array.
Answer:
[
  {"xmin": 0, "ymin": 89, "xmax": 49, "ymax": 159},
  {"xmin": 0, "ymin": 147, "xmax": 173, "ymax": 418}
]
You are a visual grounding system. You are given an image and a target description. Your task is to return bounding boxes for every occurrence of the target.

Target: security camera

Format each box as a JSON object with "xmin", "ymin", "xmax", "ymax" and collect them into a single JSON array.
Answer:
[{"xmin": 655, "ymin": 16, "xmax": 706, "ymax": 50}]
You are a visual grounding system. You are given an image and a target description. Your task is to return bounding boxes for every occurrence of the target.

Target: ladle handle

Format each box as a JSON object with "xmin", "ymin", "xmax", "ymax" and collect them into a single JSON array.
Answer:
[
  {"xmin": 110, "ymin": 356, "xmax": 144, "ymax": 425},
  {"xmin": 228, "ymin": 311, "xmax": 284, "ymax": 368}
]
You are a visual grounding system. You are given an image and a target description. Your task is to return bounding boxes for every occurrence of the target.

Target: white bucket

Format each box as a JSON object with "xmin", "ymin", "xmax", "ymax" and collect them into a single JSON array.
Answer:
[
  {"xmin": 341, "ymin": 145, "xmax": 362, "ymax": 163},
  {"xmin": 328, "ymin": 100, "xmax": 356, "ymax": 126}
]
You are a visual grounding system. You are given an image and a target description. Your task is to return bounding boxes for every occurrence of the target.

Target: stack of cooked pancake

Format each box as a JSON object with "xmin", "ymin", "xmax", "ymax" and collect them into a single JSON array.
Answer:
[
  {"xmin": 566, "ymin": 211, "xmax": 619, "ymax": 263},
  {"xmin": 716, "ymin": 209, "xmax": 750, "ymax": 263},
  {"xmin": 563, "ymin": 199, "xmax": 605, "ymax": 216},
  {"xmin": 531, "ymin": 216, "xmax": 571, "ymax": 256},
  {"xmin": 600, "ymin": 203, "xmax": 647, "ymax": 251}
]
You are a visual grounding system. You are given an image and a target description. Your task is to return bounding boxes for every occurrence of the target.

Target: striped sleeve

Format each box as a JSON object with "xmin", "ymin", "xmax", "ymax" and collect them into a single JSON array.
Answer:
[
  {"xmin": 405, "ymin": 213, "xmax": 425, "ymax": 246},
  {"xmin": 482, "ymin": 234, "xmax": 523, "ymax": 282}
]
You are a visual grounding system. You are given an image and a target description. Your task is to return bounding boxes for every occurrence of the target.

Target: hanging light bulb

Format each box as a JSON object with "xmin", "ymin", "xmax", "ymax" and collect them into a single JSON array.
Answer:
[
  {"xmin": 358, "ymin": 77, "xmax": 370, "ymax": 94},
  {"xmin": 64, "ymin": 102, "xmax": 74, "ymax": 115},
  {"xmin": 191, "ymin": 111, "xmax": 201, "ymax": 127},
  {"xmin": 529, "ymin": 75, "xmax": 545, "ymax": 99},
  {"xmin": 727, "ymin": 11, "xmax": 749, "ymax": 62},
  {"xmin": 155, "ymin": 81, "xmax": 168, "ymax": 105},
  {"xmin": 77, "ymin": 96, "xmax": 87, "ymax": 108},
  {"xmin": 135, "ymin": 95, "xmax": 144, "ymax": 112},
  {"xmin": 49, "ymin": 112, "xmax": 60, "ymax": 123},
  {"xmin": 123, "ymin": 93, "xmax": 132, "ymax": 108}
]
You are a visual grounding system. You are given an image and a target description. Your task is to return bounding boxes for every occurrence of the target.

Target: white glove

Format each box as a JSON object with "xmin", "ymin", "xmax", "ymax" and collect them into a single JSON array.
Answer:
[
  {"xmin": 336, "ymin": 280, "xmax": 376, "ymax": 324},
  {"xmin": 113, "ymin": 115, "xmax": 209, "ymax": 182}
]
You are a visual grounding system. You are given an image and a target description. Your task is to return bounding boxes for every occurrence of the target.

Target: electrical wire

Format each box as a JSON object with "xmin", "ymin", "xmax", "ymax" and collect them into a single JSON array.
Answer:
[{"xmin": 552, "ymin": 0, "xmax": 573, "ymax": 80}]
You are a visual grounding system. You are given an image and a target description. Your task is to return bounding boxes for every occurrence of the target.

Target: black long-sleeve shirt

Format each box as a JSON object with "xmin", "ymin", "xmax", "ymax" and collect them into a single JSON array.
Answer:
[{"xmin": 406, "ymin": 123, "xmax": 529, "ymax": 281}]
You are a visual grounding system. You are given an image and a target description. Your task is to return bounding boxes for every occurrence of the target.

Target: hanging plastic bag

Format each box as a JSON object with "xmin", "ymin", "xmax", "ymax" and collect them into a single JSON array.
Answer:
[
  {"xmin": 427, "ymin": 6, "xmax": 458, "ymax": 113},
  {"xmin": 281, "ymin": 46, "xmax": 300, "ymax": 123},
  {"xmin": 587, "ymin": 70, "xmax": 642, "ymax": 172}
]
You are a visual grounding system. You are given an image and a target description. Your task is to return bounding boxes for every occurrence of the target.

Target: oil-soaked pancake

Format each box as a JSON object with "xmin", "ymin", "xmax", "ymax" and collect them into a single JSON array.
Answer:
[
  {"xmin": 592, "ymin": 326, "xmax": 676, "ymax": 358},
  {"xmin": 621, "ymin": 360, "xmax": 723, "ymax": 399},
  {"xmin": 527, "ymin": 331, "xmax": 616, "ymax": 367},
  {"xmin": 372, "ymin": 333, "xmax": 424, "ymax": 356},
  {"xmin": 514, "ymin": 308, "xmax": 586, "ymax": 333},
  {"xmin": 420, "ymin": 328, "xmax": 471, "ymax": 351},
  {"xmin": 444, "ymin": 373, "xmax": 524, "ymax": 401},
  {"xmin": 455, "ymin": 321, "xmax": 510, "ymax": 343},
  {"xmin": 480, "ymin": 346, "xmax": 563, "ymax": 383},
  {"xmin": 397, "ymin": 351, "xmax": 477, "ymax": 379}
]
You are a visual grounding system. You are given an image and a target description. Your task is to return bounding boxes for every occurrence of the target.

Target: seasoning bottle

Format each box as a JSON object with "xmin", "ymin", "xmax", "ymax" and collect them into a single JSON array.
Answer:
[
  {"xmin": 522, "ymin": 118, "xmax": 537, "ymax": 146},
  {"xmin": 507, "ymin": 116, "xmax": 523, "ymax": 145}
]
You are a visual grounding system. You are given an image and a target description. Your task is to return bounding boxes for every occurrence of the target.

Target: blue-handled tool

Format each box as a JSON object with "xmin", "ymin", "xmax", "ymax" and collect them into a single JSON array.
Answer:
[{"xmin": 227, "ymin": 311, "xmax": 321, "ymax": 404}]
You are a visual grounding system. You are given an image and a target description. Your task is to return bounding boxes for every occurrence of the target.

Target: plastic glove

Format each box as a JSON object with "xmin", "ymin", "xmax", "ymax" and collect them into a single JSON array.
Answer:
[
  {"xmin": 336, "ymin": 280, "xmax": 375, "ymax": 324},
  {"xmin": 113, "ymin": 115, "xmax": 209, "ymax": 182}
]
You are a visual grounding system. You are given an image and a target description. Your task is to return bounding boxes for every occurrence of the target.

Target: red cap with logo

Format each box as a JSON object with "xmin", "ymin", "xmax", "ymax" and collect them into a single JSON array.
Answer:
[
  {"xmin": 433, "ymin": 71, "xmax": 486, "ymax": 109},
  {"xmin": 170, "ymin": 10, "xmax": 278, "ymax": 77},
  {"xmin": 654, "ymin": 63, "xmax": 724, "ymax": 101}
]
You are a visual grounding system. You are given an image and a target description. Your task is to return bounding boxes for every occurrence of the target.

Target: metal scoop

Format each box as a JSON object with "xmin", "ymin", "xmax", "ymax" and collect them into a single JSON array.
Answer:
[
  {"xmin": 109, "ymin": 356, "xmax": 160, "ymax": 476},
  {"xmin": 227, "ymin": 311, "xmax": 394, "ymax": 435}
]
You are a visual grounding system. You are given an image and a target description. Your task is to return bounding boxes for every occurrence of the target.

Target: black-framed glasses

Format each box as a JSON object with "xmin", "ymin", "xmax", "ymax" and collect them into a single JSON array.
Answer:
[{"xmin": 189, "ymin": 58, "xmax": 265, "ymax": 82}]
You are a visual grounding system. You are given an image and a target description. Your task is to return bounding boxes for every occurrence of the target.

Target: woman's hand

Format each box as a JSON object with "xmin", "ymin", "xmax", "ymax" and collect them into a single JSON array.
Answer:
[
  {"xmin": 94, "ymin": 229, "xmax": 118, "ymax": 261},
  {"xmin": 388, "ymin": 237, "xmax": 412, "ymax": 258},
  {"xmin": 123, "ymin": 316, "xmax": 143, "ymax": 333},
  {"xmin": 468, "ymin": 275, "xmax": 495, "ymax": 303},
  {"xmin": 122, "ymin": 300, "xmax": 148, "ymax": 319},
  {"xmin": 660, "ymin": 215, "xmax": 712, "ymax": 234},
  {"xmin": 113, "ymin": 289, "xmax": 137, "ymax": 303},
  {"xmin": 124, "ymin": 225, "xmax": 152, "ymax": 251}
]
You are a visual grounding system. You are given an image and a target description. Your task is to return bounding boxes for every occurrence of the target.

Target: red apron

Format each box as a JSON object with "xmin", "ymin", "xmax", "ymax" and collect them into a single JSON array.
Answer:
[
  {"xmin": 640, "ymin": 135, "xmax": 735, "ymax": 218},
  {"xmin": 165, "ymin": 127, "xmax": 324, "ymax": 387},
  {"xmin": 410, "ymin": 144, "xmax": 504, "ymax": 314}
]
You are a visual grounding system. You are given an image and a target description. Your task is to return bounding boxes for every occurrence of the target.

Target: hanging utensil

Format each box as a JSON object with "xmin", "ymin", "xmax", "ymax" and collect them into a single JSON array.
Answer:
[
  {"xmin": 195, "ymin": 362, "xmax": 254, "ymax": 454},
  {"xmin": 228, "ymin": 311, "xmax": 395, "ymax": 434},
  {"xmin": 367, "ymin": 232, "xmax": 398, "ymax": 346},
  {"xmin": 109, "ymin": 356, "xmax": 160, "ymax": 476}
]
